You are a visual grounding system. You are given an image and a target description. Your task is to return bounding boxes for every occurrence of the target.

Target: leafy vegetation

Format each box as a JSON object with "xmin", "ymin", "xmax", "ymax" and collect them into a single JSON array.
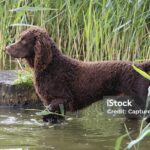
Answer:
[
  {"xmin": 127, "ymin": 122, "xmax": 150, "ymax": 149},
  {"xmin": 132, "ymin": 64, "xmax": 150, "ymax": 80},
  {"xmin": 14, "ymin": 70, "xmax": 33, "ymax": 86},
  {"xmin": 115, "ymin": 66, "xmax": 150, "ymax": 150},
  {"xmin": 0, "ymin": 0, "xmax": 149, "ymax": 69}
]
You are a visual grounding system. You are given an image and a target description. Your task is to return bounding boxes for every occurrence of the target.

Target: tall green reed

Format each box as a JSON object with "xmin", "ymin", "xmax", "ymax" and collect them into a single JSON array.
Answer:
[{"xmin": 0, "ymin": 0, "xmax": 149, "ymax": 69}]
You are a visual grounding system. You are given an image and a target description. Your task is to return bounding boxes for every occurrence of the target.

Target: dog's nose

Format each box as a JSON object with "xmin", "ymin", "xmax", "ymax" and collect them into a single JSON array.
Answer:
[
  {"xmin": 5, "ymin": 43, "xmax": 14, "ymax": 51},
  {"xmin": 5, "ymin": 45, "xmax": 10, "ymax": 51},
  {"xmin": 5, "ymin": 44, "xmax": 13, "ymax": 54}
]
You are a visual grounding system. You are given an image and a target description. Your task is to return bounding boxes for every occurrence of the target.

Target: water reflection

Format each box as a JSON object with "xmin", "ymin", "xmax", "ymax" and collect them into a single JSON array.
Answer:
[{"xmin": 0, "ymin": 103, "xmax": 149, "ymax": 150}]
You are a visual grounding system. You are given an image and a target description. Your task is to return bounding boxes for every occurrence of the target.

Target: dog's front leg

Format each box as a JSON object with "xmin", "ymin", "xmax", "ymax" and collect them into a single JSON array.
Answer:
[{"xmin": 43, "ymin": 99, "xmax": 66, "ymax": 124}]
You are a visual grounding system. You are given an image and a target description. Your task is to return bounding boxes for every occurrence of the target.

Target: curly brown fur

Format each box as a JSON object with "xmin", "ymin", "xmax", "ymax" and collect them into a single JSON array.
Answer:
[{"xmin": 6, "ymin": 27, "xmax": 150, "ymax": 122}]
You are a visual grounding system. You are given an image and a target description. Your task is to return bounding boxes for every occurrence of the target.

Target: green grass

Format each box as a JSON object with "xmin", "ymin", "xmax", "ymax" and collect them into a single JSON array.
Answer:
[
  {"xmin": 14, "ymin": 70, "xmax": 33, "ymax": 86},
  {"xmin": 0, "ymin": 0, "xmax": 149, "ymax": 69},
  {"xmin": 115, "ymin": 119, "xmax": 150, "ymax": 150},
  {"xmin": 115, "ymin": 67, "xmax": 150, "ymax": 150}
]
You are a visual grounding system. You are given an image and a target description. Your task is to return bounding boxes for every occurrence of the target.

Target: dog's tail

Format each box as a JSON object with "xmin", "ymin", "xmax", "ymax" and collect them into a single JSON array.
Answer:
[{"xmin": 138, "ymin": 61, "xmax": 150, "ymax": 72}]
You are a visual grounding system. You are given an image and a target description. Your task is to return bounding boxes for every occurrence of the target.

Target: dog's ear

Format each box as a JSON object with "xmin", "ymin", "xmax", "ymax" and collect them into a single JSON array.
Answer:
[{"xmin": 34, "ymin": 35, "xmax": 52, "ymax": 71}]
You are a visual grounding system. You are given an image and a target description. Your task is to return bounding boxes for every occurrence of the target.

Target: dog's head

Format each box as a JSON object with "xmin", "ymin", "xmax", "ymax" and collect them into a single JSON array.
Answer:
[{"xmin": 6, "ymin": 27, "xmax": 52, "ymax": 71}]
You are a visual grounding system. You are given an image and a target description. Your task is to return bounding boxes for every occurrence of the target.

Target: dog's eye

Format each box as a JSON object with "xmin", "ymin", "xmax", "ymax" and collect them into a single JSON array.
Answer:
[{"xmin": 21, "ymin": 40, "xmax": 27, "ymax": 45}]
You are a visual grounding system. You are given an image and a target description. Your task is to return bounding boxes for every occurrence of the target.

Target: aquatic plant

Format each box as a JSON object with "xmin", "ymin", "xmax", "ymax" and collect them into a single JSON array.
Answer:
[{"xmin": 115, "ymin": 66, "xmax": 150, "ymax": 150}]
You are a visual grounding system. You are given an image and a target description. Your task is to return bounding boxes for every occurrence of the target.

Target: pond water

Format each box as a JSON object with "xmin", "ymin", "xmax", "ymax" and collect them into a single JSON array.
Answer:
[{"xmin": 0, "ymin": 103, "xmax": 150, "ymax": 150}]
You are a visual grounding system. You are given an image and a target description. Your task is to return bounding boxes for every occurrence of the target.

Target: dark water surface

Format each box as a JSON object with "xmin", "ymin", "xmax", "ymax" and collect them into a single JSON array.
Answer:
[{"xmin": 0, "ymin": 103, "xmax": 149, "ymax": 150}]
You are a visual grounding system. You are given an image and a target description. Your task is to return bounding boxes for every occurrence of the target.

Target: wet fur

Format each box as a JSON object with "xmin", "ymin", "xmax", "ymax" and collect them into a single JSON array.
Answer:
[{"xmin": 6, "ymin": 27, "xmax": 150, "ymax": 121}]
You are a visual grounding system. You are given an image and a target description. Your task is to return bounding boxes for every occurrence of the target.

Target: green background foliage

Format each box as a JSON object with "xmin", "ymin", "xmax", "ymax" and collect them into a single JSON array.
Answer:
[{"xmin": 0, "ymin": 0, "xmax": 149, "ymax": 70}]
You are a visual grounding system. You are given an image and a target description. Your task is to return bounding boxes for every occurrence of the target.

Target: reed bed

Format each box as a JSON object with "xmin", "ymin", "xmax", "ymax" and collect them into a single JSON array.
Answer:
[{"xmin": 0, "ymin": 0, "xmax": 149, "ymax": 69}]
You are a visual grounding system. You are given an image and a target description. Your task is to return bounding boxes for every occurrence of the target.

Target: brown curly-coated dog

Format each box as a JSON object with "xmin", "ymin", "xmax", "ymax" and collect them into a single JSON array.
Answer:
[{"xmin": 6, "ymin": 27, "xmax": 150, "ymax": 123}]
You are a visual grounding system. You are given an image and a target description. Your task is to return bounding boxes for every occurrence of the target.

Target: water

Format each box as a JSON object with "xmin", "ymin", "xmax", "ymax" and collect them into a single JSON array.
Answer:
[{"xmin": 0, "ymin": 103, "xmax": 150, "ymax": 150}]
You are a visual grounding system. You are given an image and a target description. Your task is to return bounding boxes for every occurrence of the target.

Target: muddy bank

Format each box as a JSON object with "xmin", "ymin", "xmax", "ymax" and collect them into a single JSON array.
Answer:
[{"xmin": 0, "ymin": 70, "xmax": 42, "ymax": 108}]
